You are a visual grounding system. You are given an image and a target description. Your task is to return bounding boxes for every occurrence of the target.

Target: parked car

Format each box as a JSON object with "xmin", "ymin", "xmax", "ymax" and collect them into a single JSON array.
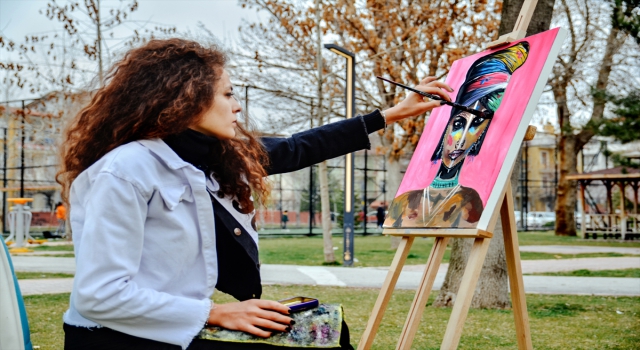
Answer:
[{"xmin": 515, "ymin": 211, "xmax": 555, "ymax": 228}]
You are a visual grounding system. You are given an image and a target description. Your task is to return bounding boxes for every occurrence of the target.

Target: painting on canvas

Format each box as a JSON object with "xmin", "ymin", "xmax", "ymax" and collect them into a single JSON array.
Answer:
[{"xmin": 384, "ymin": 28, "xmax": 566, "ymax": 229}]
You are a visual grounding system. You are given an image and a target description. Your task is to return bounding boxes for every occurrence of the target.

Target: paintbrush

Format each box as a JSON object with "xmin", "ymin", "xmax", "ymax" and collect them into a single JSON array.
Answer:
[{"xmin": 376, "ymin": 76, "xmax": 492, "ymax": 118}]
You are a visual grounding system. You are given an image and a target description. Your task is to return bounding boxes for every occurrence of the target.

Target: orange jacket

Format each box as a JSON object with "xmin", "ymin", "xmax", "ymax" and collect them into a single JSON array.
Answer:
[{"xmin": 56, "ymin": 205, "xmax": 66, "ymax": 220}]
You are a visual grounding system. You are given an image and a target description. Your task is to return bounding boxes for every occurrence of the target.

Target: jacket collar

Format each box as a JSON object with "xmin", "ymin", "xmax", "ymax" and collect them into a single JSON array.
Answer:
[
  {"xmin": 136, "ymin": 138, "xmax": 196, "ymax": 171},
  {"xmin": 162, "ymin": 129, "xmax": 220, "ymax": 173}
]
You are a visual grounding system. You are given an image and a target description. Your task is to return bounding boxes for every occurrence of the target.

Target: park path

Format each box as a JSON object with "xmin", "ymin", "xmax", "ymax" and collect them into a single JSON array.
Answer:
[
  {"xmin": 402, "ymin": 256, "xmax": 640, "ymax": 273},
  {"xmin": 519, "ymin": 245, "xmax": 640, "ymax": 255},
  {"xmin": 13, "ymin": 246, "xmax": 640, "ymax": 296},
  {"xmin": 261, "ymin": 264, "xmax": 640, "ymax": 296}
]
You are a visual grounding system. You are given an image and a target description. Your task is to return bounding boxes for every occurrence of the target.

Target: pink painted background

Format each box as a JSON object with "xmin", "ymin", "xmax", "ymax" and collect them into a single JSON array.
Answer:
[{"xmin": 396, "ymin": 28, "xmax": 560, "ymax": 206}]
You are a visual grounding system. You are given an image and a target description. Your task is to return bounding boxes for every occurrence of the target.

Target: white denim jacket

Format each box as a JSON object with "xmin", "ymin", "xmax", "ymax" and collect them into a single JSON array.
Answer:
[
  {"xmin": 62, "ymin": 112, "xmax": 383, "ymax": 348},
  {"xmin": 63, "ymin": 138, "xmax": 221, "ymax": 349}
]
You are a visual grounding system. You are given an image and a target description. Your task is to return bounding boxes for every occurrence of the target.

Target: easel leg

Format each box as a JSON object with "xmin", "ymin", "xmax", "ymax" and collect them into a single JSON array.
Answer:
[
  {"xmin": 397, "ymin": 236, "xmax": 449, "ymax": 350},
  {"xmin": 440, "ymin": 237, "xmax": 491, "ymax": 350},
  {"xmin": 501, "ymin": 185, "xmax": 533, "ymax": 349},
  {"xmin": 358, "ymin": 236, "xmax": 415, "ymax": 350}
]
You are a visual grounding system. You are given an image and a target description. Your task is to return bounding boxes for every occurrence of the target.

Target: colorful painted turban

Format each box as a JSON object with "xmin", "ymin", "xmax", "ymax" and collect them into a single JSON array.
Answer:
[{"xmin": 454, "ymin": 42, "xmax": 530, "ymax": 114}]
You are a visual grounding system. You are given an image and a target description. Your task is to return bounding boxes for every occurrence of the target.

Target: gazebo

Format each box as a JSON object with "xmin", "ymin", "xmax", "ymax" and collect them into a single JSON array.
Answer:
[{"xmin": 567, "ymin": 166, "xmax": 639, "ymax": 239}]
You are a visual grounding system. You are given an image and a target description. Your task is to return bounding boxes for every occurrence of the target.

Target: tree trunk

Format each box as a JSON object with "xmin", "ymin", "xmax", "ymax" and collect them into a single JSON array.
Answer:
[
  {"xmin": 555, "ymin": 133, "xmax": 579, "ymax": 235},
  {"xmin": 434, "ymin": 216, "xmax": 510, "ymax": 308},
  {"xmin": 434, "ymin": 0, "xmax": 555, "ymax": 308},
  {"xmin": 434, "ymin": 157, "xmax": 519, "ymax": 308},
  {"xmin": 319, "ymin": 161, "xmax": 335, "ymax": 262},
  {"xmin": 554, "ymin": 22, "xmax": 622, "ymax": 236},
  {"xmin": 499, "ymin": 0, "xmax": 557, "ymax": 36},
  {"xmin": 315, "ymin": 0, "xmax": 335, "ymax": 263},
  {"xmin": 96, "ymin": 0, "xmax": 104, "ymax": 86},
  {"xmin": 387, "ymin": 158, "xmax": 404, "ymax": 249}
]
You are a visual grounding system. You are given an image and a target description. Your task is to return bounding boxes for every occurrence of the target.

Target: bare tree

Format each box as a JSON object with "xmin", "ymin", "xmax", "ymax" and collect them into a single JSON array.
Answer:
[
  {"xmin": 314, "ymin": 0, "xmax": 337, "ymax": 263},
  {"xmin": 0, "ymin": 0, "xmax": 175, "ymax": 96},
  {"xmin": 550, "ymin": 0, "xmax": 639, "ymax": 236}
]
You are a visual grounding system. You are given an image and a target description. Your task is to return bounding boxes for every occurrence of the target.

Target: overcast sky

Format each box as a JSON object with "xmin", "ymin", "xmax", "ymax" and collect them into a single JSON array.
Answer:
[
  {"xmin": 0, "ymin": 0, "xmax": 263, "ymax": 101},
  {"xmin": 0, "ymin": 0, "xmax": 258, "ymax": 42}
]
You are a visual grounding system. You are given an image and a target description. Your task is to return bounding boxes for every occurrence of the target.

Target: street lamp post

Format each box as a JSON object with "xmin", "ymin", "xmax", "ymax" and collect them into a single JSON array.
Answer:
[{"xmin": 324, "ymin": 43, "xmax": 355, "ymax": 267}]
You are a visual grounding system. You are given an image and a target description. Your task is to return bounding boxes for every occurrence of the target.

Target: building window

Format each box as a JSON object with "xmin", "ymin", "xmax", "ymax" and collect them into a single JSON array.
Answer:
[{"xmin": 541, "ymin": 151, "xmax": 549, "ymax": 169}]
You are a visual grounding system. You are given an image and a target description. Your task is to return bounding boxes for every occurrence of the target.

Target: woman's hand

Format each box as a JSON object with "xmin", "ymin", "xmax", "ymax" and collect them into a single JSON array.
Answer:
[
  {"xmin": 207, "ymin": 299, "xmax": 293, "ymax": 338},
  {"xmin": 383, "ymin": 76, "xmax": 453, "ymax": 124}
]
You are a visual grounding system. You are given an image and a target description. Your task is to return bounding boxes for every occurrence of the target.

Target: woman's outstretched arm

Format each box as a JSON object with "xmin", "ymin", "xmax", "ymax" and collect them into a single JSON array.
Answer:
[
  {"xmin": 261, "ymin": 77, "xmax": 452, "ymax": 175},
  {"xmin": 261, "ymin": 110, "xmax": 382, "ymax": 175}
]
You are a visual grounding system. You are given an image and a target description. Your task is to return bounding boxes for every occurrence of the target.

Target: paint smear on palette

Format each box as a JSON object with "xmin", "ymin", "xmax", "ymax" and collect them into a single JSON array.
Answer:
[
  {"xmin": 384, "ymin": 28, "xmax": 561, "ymax": 229},
  {"xmin": 198, "ymin": 304, "xmax": 343, "ymax": 348}
]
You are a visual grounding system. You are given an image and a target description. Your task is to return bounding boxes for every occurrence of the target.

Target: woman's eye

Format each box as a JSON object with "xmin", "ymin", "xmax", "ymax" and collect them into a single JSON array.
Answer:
[
  {"xmin": 472, "ymin": 117, "xmax": 485, "ymax": 125},
  {"xmin": 452, "ymin": 118, "xmax": 465, "ymax": 130}
]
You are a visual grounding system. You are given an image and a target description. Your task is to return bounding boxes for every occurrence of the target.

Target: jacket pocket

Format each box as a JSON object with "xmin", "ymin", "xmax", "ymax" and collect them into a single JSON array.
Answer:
[{"xmin": 157, "ymin": 184, "xmax": 194, "ymax": 210}]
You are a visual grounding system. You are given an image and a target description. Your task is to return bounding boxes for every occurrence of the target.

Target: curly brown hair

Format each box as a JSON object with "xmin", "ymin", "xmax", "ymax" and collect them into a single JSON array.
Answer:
[{"xmin": 57, "ymin": 38, "xmax": 270, "ymax": 212}]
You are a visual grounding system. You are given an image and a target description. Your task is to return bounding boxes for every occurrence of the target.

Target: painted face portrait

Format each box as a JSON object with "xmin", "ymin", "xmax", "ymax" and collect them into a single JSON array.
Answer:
[
  {"xmin": 432, "ymin": 42, "xmax": 529, "ymax": 165},
  {"xmin": 441, "ymin": 106, "xmax": 491, "ymax": 169},
  {"xmin": 386, "ymin": 41, "xmax": 531, "ymax": 229}
]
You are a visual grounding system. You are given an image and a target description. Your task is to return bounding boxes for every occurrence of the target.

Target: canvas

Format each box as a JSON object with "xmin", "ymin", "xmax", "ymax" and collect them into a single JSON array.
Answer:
[{"xmin": 384, "ymin": 27, "xmax": 567, "ymax": 230}]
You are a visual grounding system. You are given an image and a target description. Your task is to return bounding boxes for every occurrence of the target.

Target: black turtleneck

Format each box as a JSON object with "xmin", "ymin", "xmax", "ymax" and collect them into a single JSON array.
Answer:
[{"xmin": 163, "ymin": 128, "xmax": 220, "ymax": 173}]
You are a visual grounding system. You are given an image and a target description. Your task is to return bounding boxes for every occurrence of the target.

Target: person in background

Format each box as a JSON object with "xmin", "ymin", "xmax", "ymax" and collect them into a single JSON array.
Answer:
[
  {"xmin": 281, "ymin": 210, "xmax": 289, "ymax": 230},
  {"xmin": 376, "ymin": 205, "xmax": 386, "ymax": 229},
  {"xmin": 55, "ymin": 202, "xmax": 66, "ymax": 237}
]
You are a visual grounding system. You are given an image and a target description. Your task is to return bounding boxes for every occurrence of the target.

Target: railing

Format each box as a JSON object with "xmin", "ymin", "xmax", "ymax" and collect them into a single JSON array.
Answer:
[
  {"xmin": 626, "ymin": 214, "xmax": 639, "ymax": 234},
  {"xmin": 584, "ymin": 213, "xmax": 640, "ymax": 238},
  {"xmin": 584, "ymin": 214, "xmax": 620, "ymax": 235}
]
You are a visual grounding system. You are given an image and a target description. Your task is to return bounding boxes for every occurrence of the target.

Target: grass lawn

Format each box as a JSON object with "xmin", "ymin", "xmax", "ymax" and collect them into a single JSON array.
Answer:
[
  {"xmin": 529, "ymin": 268, "xmax": 640, "ymax": 278},
  {"xmin": 519, "ymin": 252, "xmax": 638, "ymax": 260},
  {"xmin": 8, "ymin": 244, "xmax": 76, "ymax": 257},
  {"xmin": 36, "ymin": 253, "xmax": 76, "ymax": 258},
  {"xmin": 259, "ymin": 235, "xmax": 639, "ymax": 266},
  {"xmin": 517, "ymin": 230, "xmax": 640, "ymax": 247},
  {"xmin": 16, "ymin": 272, "xmax": 74, "ymax": 279},
  {"xmin": 259, "ymin": 235, "xmax": 450, "ymax": 267},
  {"xmin": 31, "ymin": 244, "xmax": 75, "ymax": 251},
  {"xmin": 25, "ymin": 286, "xmax": 640, "ymax": 349},
  {"xmin": 21, "ymin": 231, "xmax": 640, "ymax": 266}
]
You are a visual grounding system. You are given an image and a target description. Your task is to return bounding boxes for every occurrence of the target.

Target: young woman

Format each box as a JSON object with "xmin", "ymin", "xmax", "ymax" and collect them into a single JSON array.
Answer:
[{"xmin": 58, "ymin": 38, "xmax": 452, "ymax": 350}]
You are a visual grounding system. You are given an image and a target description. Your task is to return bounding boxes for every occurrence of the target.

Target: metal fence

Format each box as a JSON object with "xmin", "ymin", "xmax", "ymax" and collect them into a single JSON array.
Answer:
[{"xmin": 256, "ymin": 151, "xmax": 388, "ymax": 236}]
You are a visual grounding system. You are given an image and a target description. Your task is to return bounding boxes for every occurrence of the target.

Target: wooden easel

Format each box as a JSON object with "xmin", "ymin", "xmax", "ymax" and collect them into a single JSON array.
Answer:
[
  {"xmin": 357, "ymin": 179, "xmax": 532, "ymax": 350},
  {"xmin": 487, "ymin": 0, "xmax": 539, "ymax": 49},
  {"xmin": 358, "ymin": 2, "xmax": 541, "ymax": 347}
]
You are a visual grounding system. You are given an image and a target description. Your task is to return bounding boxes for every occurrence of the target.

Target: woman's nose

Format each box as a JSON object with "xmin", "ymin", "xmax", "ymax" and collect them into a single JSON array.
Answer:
[{"xmin": 232, "ymin": 96, "xmax": 243, "ymax": 114}]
